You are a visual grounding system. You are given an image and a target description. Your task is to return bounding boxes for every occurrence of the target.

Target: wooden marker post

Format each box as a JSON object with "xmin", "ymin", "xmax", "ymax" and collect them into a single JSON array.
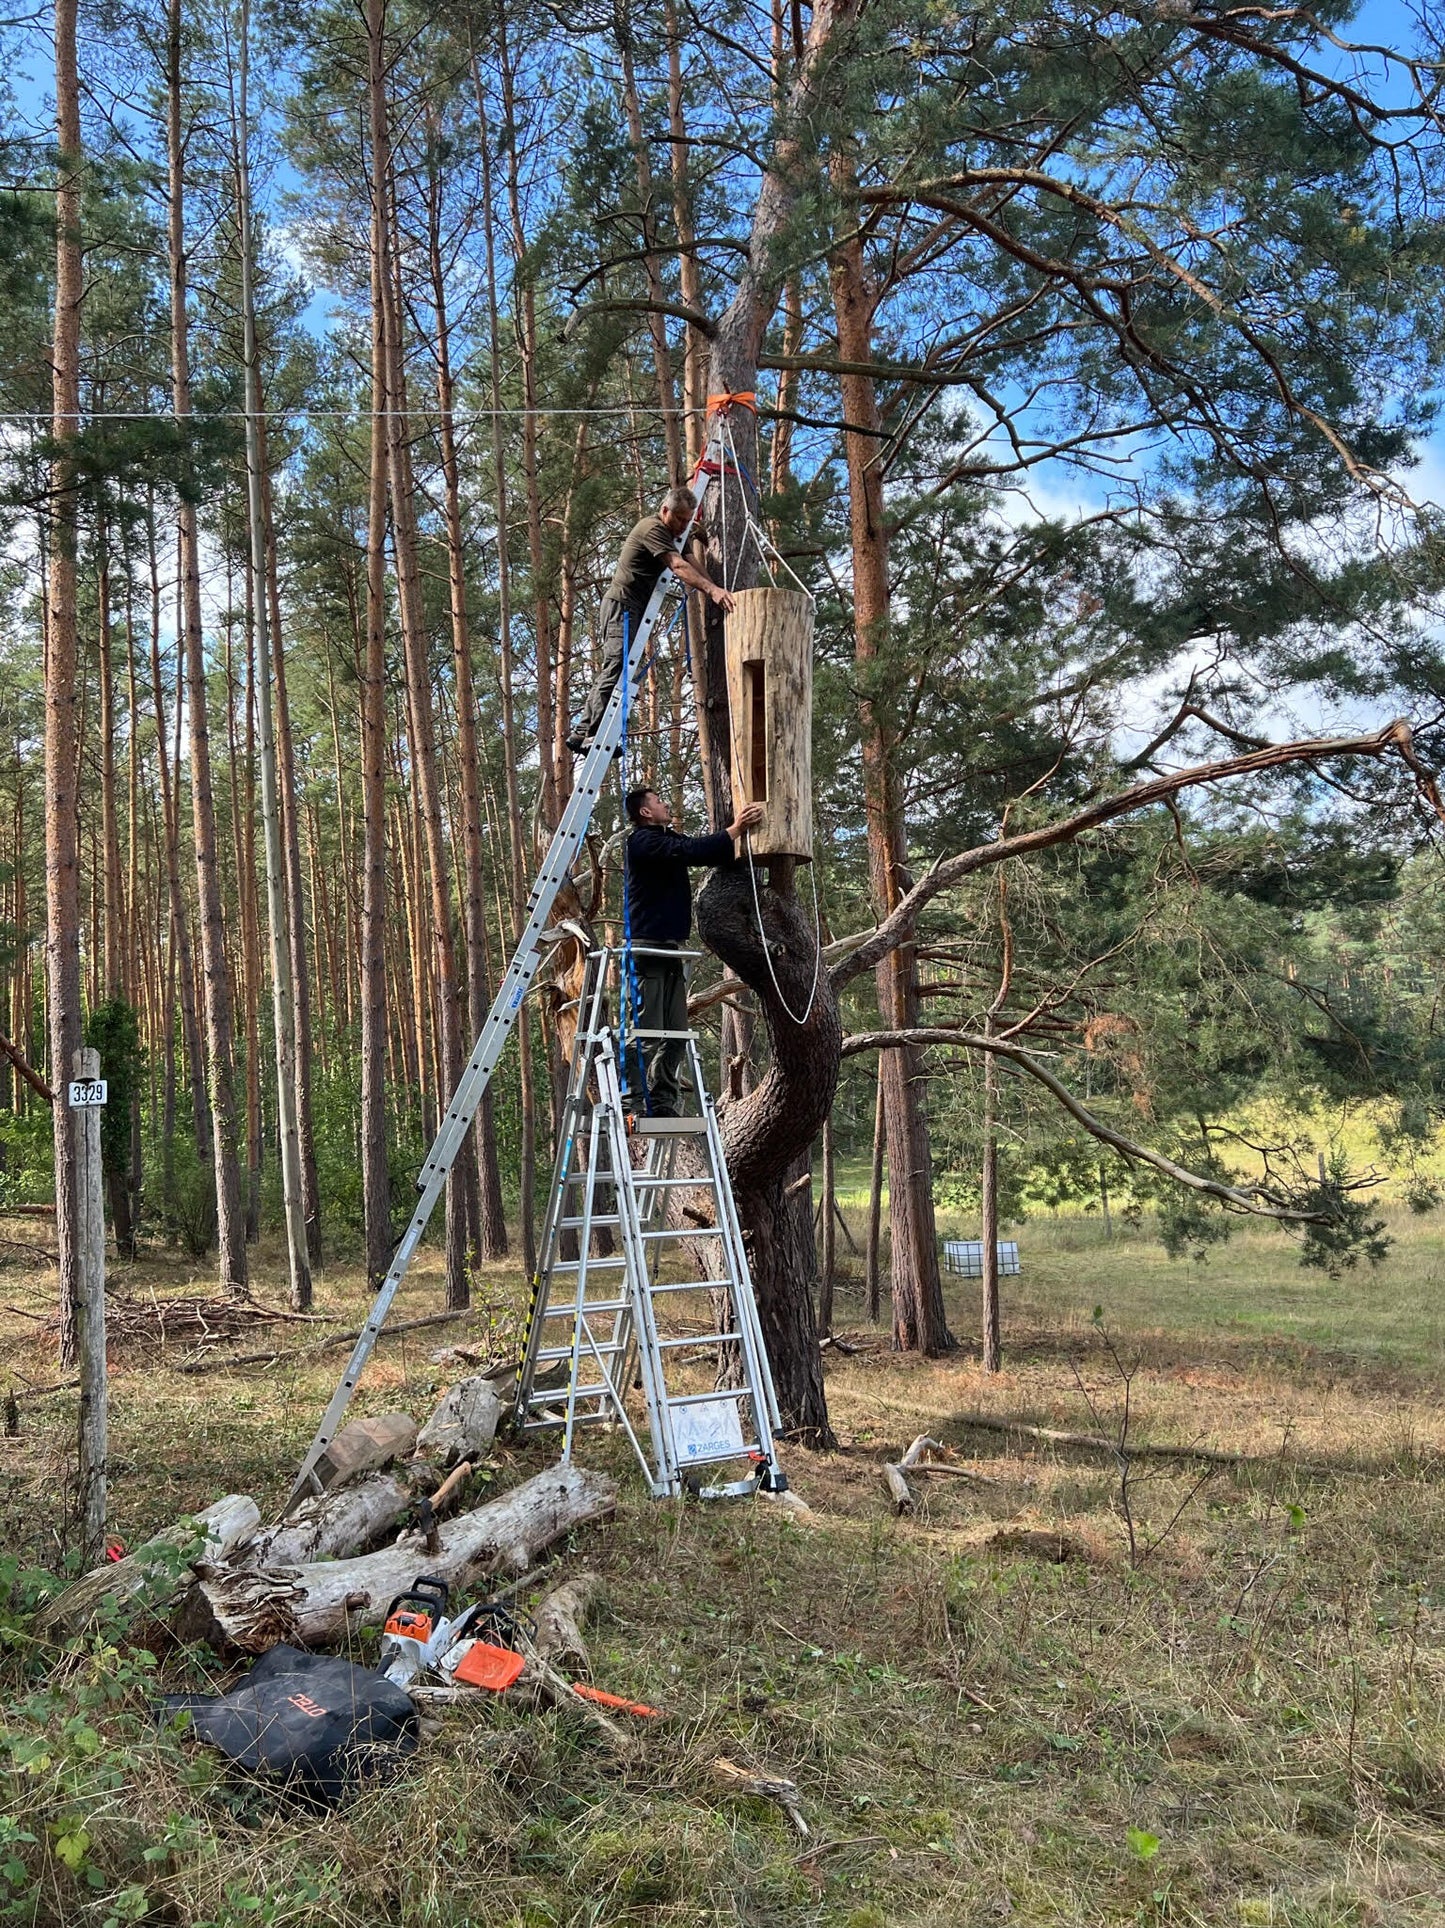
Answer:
[
  {"xmin": 70, "ymin": 1046, "xmax": 107, "ymax": 1562},
  {"xmin": 724, "ymin": 588, "xmax": 814, "ymax": 869}
]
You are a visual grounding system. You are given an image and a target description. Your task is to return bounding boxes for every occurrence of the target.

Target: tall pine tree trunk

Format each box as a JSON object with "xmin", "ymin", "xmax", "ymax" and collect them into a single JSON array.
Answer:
[
  {"xmin": 360, "ymin": 0, "xmax": 393, "ymax": 1285},
  {"xmin": 147, "ymin": 496, "xmax": 208, "ymax": 1168},
  {"xmin": 233, "ymin": 1, "xmax": 311, "ymax": 1308},
  {"xmin": 426, "ymin": 131, "xmax": 506, "ymax": 1261},
  {"xmin": 381, "ymin": 168, "xmax": 469, "ymax": 1311},
  {"xmin": 473, "ymin": 48, "xmax": 536, "ymax": 1269},
  {"xmin": 260, "ymin": 424, "xmax": 323, "ymax": 1268},
  {"xmin": 168, "ymin": 0, "xmax": 247, "ymax": 1298},
  {"xmin": 829, "ymin": 202, "xmax": 950, "ymax": 1356},
  {"xmin": 47, "ymin": 0, "xmax": 84, "ymax": 1364}
]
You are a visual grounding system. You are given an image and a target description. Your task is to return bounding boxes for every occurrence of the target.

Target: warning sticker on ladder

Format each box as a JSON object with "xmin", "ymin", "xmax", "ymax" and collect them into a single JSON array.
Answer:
[{"xmin": 671, "ymin": 1400, "xmax": 746, "ymax": 1463}]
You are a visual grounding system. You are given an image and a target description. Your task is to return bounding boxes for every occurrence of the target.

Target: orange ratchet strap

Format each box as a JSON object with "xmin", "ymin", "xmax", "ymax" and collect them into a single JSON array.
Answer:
[{"xmin": 706, "ymin": 390, "xmax": 757, "ymax": 414}]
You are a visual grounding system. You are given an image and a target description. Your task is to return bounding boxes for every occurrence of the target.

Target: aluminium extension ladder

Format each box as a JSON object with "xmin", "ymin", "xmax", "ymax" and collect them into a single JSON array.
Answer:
[
  {"xmin": 281, "ymin": 436, "xmax": 733, "ymax": 1517},
  {"xmin": 514, "ymin": 946, "xmax": 784, "ymax": 1498}
]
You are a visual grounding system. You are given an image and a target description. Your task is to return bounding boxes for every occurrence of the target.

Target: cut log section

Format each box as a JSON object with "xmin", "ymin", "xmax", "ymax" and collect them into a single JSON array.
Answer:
[
  {"xmin": 192, "ymin": 1464, "xmax": 616, "ymax": 1653},
  {"xmin": 416, "ymin": 1376, "xmax": 503, "ymax": 1465},
  {"xmin": 37, "ymin": 1494, "xmax": 261, "ymax": 1641},
  {"xmin": 724, "ymin": 587, "xmax": 814, "ymax": 862},
  {"xmin": 313, "ymin": 1412, "xmax": 417, "ymax": 1491}
]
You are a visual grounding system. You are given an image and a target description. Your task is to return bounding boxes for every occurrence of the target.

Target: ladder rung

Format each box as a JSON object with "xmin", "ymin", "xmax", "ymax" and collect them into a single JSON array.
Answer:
[
  {"xmin": 521, "ymin": 1398, "xmax": 613, "ymax": 1418},
  {"xmin": 664, "ymin": 1387, "xmax": 749, "ymax": 1409},
  {"xmin": 647, "ymin": 1277, "xmax": 718, "ymax": 1294},
  {"xmin": 656, "ymin": 1331, "xmax": 738, "ymax": 1350},
  {"xmin": 548, "ymin": 1258, "xmax": 627, "ymax": 1272},
  {"xmin": 632, "ymin": 1117, "xmax": 708, "ymax": 1135},
  {"xmin": 620, "ymin": 1029, "xmax": 698, "ymax": 1041},
  {"xmin": 539, "ymin": 1296, "xmax": 631, "ymax": 1317},
  {"xmin": 533, "ymin": 1342, "xmax": 629, "ymax": 1364},
  {"xmin": 640, "ymin": 1227, "xmax": 718, "ymax": 1241},
  {"xmin": 632, "ymin": 1175, "xmax": 718, "ymax": 1192},
  {"xmin": 558, "ymin": 1215, "xmax": 622, "ymax": 1229}
]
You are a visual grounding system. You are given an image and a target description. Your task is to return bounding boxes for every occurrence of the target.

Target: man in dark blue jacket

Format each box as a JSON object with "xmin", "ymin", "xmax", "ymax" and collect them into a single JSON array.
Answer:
[{"xmin": 622, "ymin": 785, "xmax": 763, "ymax": 1115}]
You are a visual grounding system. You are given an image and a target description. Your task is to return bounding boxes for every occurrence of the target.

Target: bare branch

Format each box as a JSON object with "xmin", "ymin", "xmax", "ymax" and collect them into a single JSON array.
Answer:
[
  {"xmin": 830, "ymin": 719, "xmax": 1434, "ymax": 989},
  {"xmin": 838, "ymin": 1025, "xmax": 1332, "ymax": 1223}
]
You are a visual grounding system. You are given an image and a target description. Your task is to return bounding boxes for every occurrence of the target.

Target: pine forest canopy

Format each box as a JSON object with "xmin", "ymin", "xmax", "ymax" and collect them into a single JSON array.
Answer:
[{"xmin": 2, "ymin": 0, "xmax": 1445, "ymax": 1432}]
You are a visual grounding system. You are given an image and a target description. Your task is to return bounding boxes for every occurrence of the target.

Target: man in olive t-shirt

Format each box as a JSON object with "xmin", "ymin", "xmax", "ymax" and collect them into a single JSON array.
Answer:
[{"xmin": 567, "ymin": 485, "xmax": 736, "ymax": 754}]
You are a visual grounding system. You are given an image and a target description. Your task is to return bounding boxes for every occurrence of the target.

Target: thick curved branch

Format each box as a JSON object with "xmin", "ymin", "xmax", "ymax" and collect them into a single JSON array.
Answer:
[
  {"xmin": 839, "ymin": 1026, "xmax": 1333, "ymax": 1224},
  {"xmin": 831, "ymin": 719, "xmax": 1431, "ymax": 990},
  {"xmin": 563, "ymin": 295, "xmax": 717, "ymax": 340}
]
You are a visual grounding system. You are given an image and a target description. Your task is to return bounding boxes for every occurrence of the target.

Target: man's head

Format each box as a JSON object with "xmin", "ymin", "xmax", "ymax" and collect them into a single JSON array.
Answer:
[
  {"xmin": 658, "ymin": 485, "xmax": 695, "ymax": 535},
  {"xmin": 625, "ymin": 786, "xmax": 671, "ymax": 828}
]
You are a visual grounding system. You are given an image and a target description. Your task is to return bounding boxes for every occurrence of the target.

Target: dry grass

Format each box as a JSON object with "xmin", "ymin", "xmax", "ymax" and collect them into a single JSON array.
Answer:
[{"xmin": 4, "ymin": 1206, "xmax": 1445, "ymax": 1925}]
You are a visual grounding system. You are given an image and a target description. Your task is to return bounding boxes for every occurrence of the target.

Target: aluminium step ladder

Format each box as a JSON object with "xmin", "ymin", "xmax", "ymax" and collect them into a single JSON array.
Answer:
[
  {"xmin": 282, "ymin": 433, "xmax": 736, "ymax": 1516},
  {"xmin": 514, "ymin": 946, "xmax": 785, "ymax": 1498}
]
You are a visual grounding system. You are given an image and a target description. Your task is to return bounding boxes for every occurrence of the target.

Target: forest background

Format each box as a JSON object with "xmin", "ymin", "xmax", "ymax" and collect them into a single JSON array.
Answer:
[{"xmin": 4, "ymin": 0, "xmax": 1445, "ymax": 1441}]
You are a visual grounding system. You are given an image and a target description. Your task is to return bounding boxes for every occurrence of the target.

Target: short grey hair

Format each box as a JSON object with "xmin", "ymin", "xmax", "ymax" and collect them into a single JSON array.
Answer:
[{"xmin": 661, "ymin": 485, "xmax": 694, "ymax": 520}]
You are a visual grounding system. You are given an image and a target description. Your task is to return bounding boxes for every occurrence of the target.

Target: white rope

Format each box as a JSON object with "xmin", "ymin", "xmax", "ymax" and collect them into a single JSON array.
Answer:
[{"xmin": 743, "ymin": 833, "xmax": 825, "ymax": 1028}]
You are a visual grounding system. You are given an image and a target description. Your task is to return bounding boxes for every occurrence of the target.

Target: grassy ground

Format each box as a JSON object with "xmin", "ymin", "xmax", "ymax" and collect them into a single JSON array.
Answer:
[{"xmin": 4, "ymin": 1203, "xmax": 1445, "ymax": 1927}]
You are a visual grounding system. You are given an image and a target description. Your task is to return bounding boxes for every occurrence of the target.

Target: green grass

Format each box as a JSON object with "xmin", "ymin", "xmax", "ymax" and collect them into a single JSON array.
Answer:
[{"xmin": 5, "ymin": 1206, "xmax": 1445, "ymax": 1925}]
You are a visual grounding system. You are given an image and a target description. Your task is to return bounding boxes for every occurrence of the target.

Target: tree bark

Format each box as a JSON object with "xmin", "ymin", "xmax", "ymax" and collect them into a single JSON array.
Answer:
[
  {"xmin": 97, "ymin": 517, "xmax": 124, "ymax": 1003},
  {"xmin": 830, "ymin": 181, "xmax": 950, "ymax": 1356},
  {"xmin": 618, "ymin": 23, "xmax": 683, "ymax": 478},
  {"xmin": 259, "ymin": 424, "xmax": 323, "ymax": 1270},
  {"xmin": 696, "ymin": 872, "xmax": 837, "ymax": 1441},
  {"xmin": 233, "ymin": 5, "xmax": 312, "ymax": 1309},
  {"xmin": 381, "ymin": 155, "xmax": 469, "ymax": 1311},
  {"xmin": 360, "ymin": 0, "xmax": 394, "ymax": 1286},
  {"xmin": 147, "ymin": 495, "xmax": 209, "ymax": 1167},
  {"xmin": 232, "ymin": 571, "xmax": 263, "ymax": 1244},
  {"xmin": 497, "ymin": 0, "xmax": 558, "ymax": 837},
  {"xmin": 169, "ymin": 0, "xmax": 248, "ymax": 1298},
  {"xmin": 473, "ymin": 50, "xmax": 536, "ymax": 1270},
  {"xmin": 818, "ymin": 1112, "xmax": 835, "ymax": 1337},
  {"xmin": 426, "ymin": 123, "xmax": 507, "ymax": 1262},
  {"xmin": 980, "ymin": 1047, "xmax": 1000, "ymax": 1372},
  {"xmin": 47, "ymin": 0, "xmax": 84, "ymax": 1364},
  {"xmin": 864, "ymin": 1066, "xmax": 884, "ymax": 1320}
]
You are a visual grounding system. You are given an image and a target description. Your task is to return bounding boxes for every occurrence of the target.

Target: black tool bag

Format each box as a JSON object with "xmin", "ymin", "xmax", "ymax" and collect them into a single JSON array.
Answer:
[{"xmin": 160, "ymin": 1644, "xmax": 419, "ymax": 1806}]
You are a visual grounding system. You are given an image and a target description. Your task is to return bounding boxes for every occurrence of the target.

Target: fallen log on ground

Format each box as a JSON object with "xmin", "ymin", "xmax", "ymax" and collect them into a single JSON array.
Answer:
[
  {"xmin": 531, "ymin": 1571, "xmax": 601, "ymax": 1673},
  {"xmin": 192, "ymin": 1465, "xmax": 616, "ymax": 1653},
  {"xmin": 958, "ymin": 1412, "xmax": 1274, "ymax": 1469},
  {"xmin": 233, "ymin": 1474, "xmax": 411, "ymax": 1568},
  {"xmin": 38, "ymin": 1494, "xmax": 260, "ymax": 1641}
]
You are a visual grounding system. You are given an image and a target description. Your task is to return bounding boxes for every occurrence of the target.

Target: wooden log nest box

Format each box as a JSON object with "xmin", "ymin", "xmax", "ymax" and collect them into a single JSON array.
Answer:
[{"xmin": 724, "ymin": 587, "xmax": 814, "ymax": 863}]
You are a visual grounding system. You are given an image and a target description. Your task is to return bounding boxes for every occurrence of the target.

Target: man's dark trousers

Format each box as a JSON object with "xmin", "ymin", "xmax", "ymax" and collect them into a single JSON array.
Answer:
[
  {"xmin": 625, "ymin": 945, "xmax": 691, "ymax": 1116},
  {"xmin": 577, "ymin": 597, "xmax": 630, "ymax": 741}
]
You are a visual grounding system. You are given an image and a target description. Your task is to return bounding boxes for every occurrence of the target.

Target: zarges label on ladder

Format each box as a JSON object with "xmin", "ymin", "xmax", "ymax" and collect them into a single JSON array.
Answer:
[{"xmin": 671, "ymin": 1399, "xmax": 747, "ymax": 1463}]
